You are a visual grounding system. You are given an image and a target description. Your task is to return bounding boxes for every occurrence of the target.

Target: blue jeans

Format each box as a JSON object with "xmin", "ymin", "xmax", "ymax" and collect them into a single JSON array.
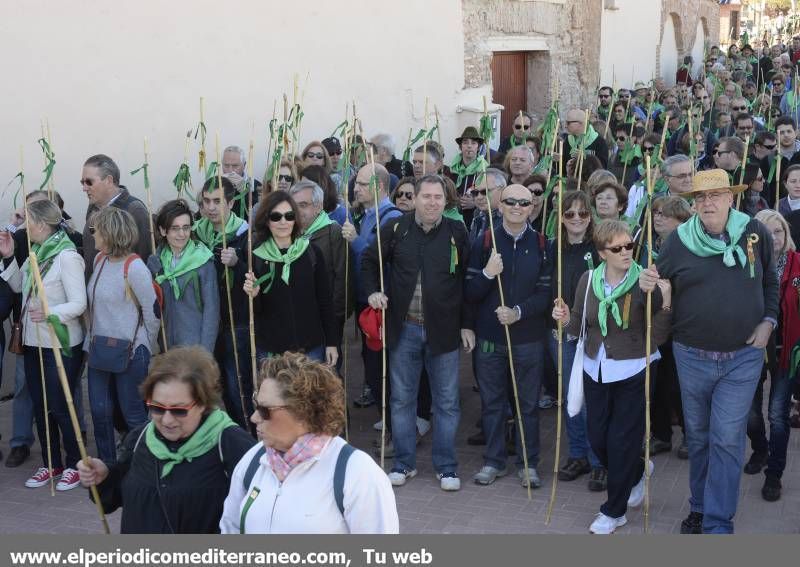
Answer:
[
  {"xmin": 747, "ymin": 368, "xmax": 795, "ymax": 478},
  {"xmin": 88, "ymin": 345, "xmax": 150, "ymax": 464},
  {"xmin": 215, "ymin": 326, "xmax": 254, "ymax": 428},
  {"xmin": 673, "ymin": 342, "xmax": 764, "ymax": 534},
  {"xmin": 546, "ymin": 333, "xmax": 601, "ymax": 468},
  {"xmin": 390, "ymin": 322, "xmax": 460, "ymax": 474},
  {"xmin": 475, "ymin": 341, "xmax": 542, "ymax": 468},
  {"xmin": 10, "ymin": 354, "xmax": 34, "ymax": 448},
  {"xmin": 24, "ymin": 346, "xmax": 83, "ymax": 470}
]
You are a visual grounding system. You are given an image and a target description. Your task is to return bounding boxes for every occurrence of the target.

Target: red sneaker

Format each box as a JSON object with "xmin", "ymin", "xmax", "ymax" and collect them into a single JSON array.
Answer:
[
  {"xmin": 25, "ymin": 466, "xmax": 63, "ymax": 488},
  {"xmin": 56, "ymin": 468, "xmax": 80, "ymax": 491}
]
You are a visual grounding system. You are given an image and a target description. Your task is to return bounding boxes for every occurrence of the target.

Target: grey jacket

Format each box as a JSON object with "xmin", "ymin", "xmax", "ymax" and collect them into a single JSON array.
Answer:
[{"xmin": 146, "ymin": 251, "xmax": 219, "ymax": 353}]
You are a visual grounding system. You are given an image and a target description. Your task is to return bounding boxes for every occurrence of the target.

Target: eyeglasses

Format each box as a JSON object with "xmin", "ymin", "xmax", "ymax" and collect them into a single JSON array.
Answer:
[
  {"xmin": 278, "ymin": 174, "xmax": 294, "ymax": 183},
  {"xmin": 146, "ymin": 400, "xmax": 197, "ymax": 418},
  {"xmin": 528, "ymin": 187, "xmax": 545, "ymax": 196},
  {"xmin": 732, "ymin": 106, "xmax": 748, "ymax": 111},
  {"xmin": 714, "ymin": 149, "xmax": 735, "ymax": 156},
  {"xmin": 251, "ymin": 393, "xmax": 288, "ymax": 420},
  {"xmin": 773, "ymin": 82, "xmax": 784, "ymax": 87},
  {"xmin": 268, "ymin": 211, "xmax": 296, "ymax": 222},
  {"xmin": 667, "ymin": 172, "xmax": 693, "ymax": 180},
  {"xmin": 604, "ymin": 242, "xmax": 635, "ymax": 253},
  {"xmin": 80, "ymin": 178, "xmax": 97, "ymax": 187},
  {"xmin": 470, "ymin": 188, "xmax": 487, "ymax": 196},
  {"xmin": 514, "ymin": 124, "xmax": 530, "ymax": 130},
  {"xmin": 643, "ymin": 146, "xmax": 655, "ymax": 153},
  {"xmin": 396, "ymin": 191, "xmax": 414, "ymax": 200},
  {"xmin": 168, "ymin": 224, "xmax": 192, "ymax": 234},
  {"xmin": 566, "ymin": 120, "xmax": 582, "ymax": 125},
  {"xmin": 330, "ymin": 150, "xmax": 343, "ymax": 156},
  {"xmin": 616, "ymin": 136, "xmax": 627, "ymax": 141},
  {"xmin": 501, "ymin": 198, "xmax": 532, "ymax": 208},
  {"xmin": 694, "ymin": 191, "xmax": 731, "ymax": 203},
  {"xmin": 305, "ymin": 152, "xmax": 325, "ymax": 159},
  {"xmin": 563, "ymin": 210, "xmax": 591, "ymax": 220}
]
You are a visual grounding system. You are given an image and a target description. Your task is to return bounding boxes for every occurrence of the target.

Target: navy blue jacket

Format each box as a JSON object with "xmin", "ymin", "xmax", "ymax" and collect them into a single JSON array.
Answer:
[{"xmin": 465, "ymin": 224, "xmax": 552, "ymax": 344}]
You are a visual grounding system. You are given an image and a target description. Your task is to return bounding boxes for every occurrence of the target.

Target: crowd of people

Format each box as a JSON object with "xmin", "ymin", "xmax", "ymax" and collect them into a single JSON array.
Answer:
[{"xmin": 0, "ymin": 37, "xmax": 799, "ymax": 535}]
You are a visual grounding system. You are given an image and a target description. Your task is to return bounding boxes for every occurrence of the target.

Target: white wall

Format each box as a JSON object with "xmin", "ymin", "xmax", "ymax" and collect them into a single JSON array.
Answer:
[
  {"xmin": 599, "ymin": 0, "xmax": 661, "ymax": 88},
  {"xmin": 660, "ymin": 16, "xmax": 679, "ymax": 87},
  {"xmin": 691, "ymin": 20, "xmax": 708, "ymax": 78},
  {"xmin": 0, "ymin": 0, "xmax": 465, "ymax": 227}
]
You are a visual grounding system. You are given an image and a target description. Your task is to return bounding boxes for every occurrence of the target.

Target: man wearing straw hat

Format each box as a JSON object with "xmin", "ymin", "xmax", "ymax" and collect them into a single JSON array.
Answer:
[{"xmin": 640, "ymin": 169, "xmax": 779, "ymax": 534}]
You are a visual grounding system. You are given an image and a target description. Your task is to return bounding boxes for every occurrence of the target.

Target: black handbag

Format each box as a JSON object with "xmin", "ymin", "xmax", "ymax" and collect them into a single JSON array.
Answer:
[{"xmin": 87, "ymin": 257, "xmax": 142, "ymax": 373}]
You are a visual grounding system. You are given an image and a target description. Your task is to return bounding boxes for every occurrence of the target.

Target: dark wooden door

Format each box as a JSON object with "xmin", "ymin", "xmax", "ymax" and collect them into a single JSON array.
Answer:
[{"xmin": 491, "ymin": 52, "xmax": 527, "ymax": 140}]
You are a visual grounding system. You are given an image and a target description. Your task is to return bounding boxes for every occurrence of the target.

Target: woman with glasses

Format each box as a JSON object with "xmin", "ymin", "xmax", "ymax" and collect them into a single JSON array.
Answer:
[
  {"xmin": 391, "ymin": 176, "xmax": 416, "ymax": 212},
  {"xmin": 147, "ymin": 199, "xmax": 219, "ymax": 353},
  {"xmin": 741, "ymin": 164, "xmax": 770, "ymax": 217},
  {"xmin": 244, "ymin": 191, "xmax": 338, "ymax": 366},
  {"xmin": 221, "ymin": 352, "xmax": 398, "ymax": 533},
  {"xmin": 552, "ymin": 220, "xmax": 672, "ymax": 534},
  {"xmin": 546, "ymin": 191, "xmax": 606, "ymax": 491},
  {"xmin": 77, "ymin": 346, "xmax": 254, "ymax": 533},
  {"xmin": 300, "ymin": 141, "xmax": 333, "ymax": 176}
]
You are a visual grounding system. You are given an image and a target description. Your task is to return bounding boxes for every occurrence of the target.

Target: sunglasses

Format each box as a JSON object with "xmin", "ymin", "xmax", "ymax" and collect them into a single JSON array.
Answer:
[
  {"xmin": 732, "ymin": 106, "xmax": 748, "ymax": 111},
  {"xmin": 643, "ymin": 146, "xmax": 655, "ymax": 153},
  {"xmin": 605, "ymin": 242, "xmax": 635, "ymax": 254},
  {"xmin": 146, "ymin": 400, "xmax": 197, "ymax": 418},
  {"xmin": 252, "ymin": 393, "xmax": 288, "ymax": 420},
  {"xmin": 305, "ymin": 152, "xmax": 325, "ymax": 159},
  {"xmin": 502, "ymin": 198, "xmax": 532, "ymax": 207},
  {"xmin": 761, "ymin": 143, "xmax": 777, "ymax": 150},
  {"xmin": 471, "ymin": 188, "xmax": 487, "ymax": 196},
  {"xmin": 396, "ymin": 191, "xmax": 414, "ymax": 200},
  {"xmin": 278, "ymin": 174, "xmax": 294, "ymax": 183},
  {"xmin": 563, "ymin": 210, "xmax": 591, "ymax": 220},
  {"xmin": 528, "ymin": 187, "xmax": 545, "ymax": 196},
  {"xmin": 616, "ymin": 136, "xmax": 627, "ymax": 141},
  {"xmin": 268, "ymin": 211, "xmax": 296, "ymax": 222},
  {"xmin": 80, "ymin": 178, "xmax": 97, "ymax": 186},
  {"xmin": 330, "ymin": 150, "xmax": 343, "ymax": 156},
  {"xmin": 514, "ymin": 124, "xmax": 530, "ymax": 130}
]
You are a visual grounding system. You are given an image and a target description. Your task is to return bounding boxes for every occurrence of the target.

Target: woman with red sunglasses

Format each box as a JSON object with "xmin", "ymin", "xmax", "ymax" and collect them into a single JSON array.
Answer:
[
  {"xmin": 76, "ymin": 346, "xmax": 254, "ymax": 533},
  {"xmin": 552, "ymin": 220, "xmax": 672, "ymax": 534}
]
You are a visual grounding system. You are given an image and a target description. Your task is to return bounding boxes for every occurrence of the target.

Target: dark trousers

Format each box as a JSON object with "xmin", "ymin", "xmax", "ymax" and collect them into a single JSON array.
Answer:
[
  {"xmin": 651, "ymin": 341, "xmax": 684, "ymax": 443},
  {"xmin": 0, "ymin": 286, "xmax": 15, "ymax": 388},
  {"xmin": 24, "ymin": 346, "xmax": 83, "ymax": 470},
  {"xmin": 215, "ymin": 325, "xmax": 254, "ymax": 429},
  {"xmin": 584, "ymin": 367, "xmax": 648, "ymax": 519}
]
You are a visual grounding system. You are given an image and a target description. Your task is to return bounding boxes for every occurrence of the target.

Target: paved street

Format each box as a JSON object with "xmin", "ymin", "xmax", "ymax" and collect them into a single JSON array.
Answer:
[{"xmin": 0, "ymin": 329, "xmax": 798, "ymax": 534}]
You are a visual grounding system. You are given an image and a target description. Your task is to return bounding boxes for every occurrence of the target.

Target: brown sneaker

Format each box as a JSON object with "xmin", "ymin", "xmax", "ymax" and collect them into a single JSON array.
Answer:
[{"xmin": 587, "ymin": 466, "xmax": 607, "ymax": 492}]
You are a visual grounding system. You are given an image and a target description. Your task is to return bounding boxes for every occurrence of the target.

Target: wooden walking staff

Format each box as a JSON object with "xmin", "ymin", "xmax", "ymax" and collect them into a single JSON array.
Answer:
[
  {"xmin": 481, "ymin": 166, "xmax": 533, "ymax": 501},
  {"xmin": 197, "ymin": 97, "xmax": 207, "ymax": 172},
  {"xmin": 621, "ymin": 97, "xmax": 638, "ymax": 188},
  {"xmin": 19, "ymin": 146, "xmax": 56, "ymax": 496},
  {"xmin": 29, "ymin": 254, "xmax": 111, "ymax": 533},
  {"xmin": 775, "ymin": 153, "xmax": 783, "ymax": 210},
  {"xmin": 246, "ymin": 127, "xmax": 259, "ymax": 400},
  {"xmin": 736, "ymin": 136, "xmax": 751, "ymax": 210},
  {"xmin": 643, "ymin": 154, "xmax": 656, "ymax": 533},
  {"xmin": 422, "ymin": 97, "xmax": 430, "ymax": 175},
  {"xmin": 546, "ymin": 141, "xmax": 566, "ymax": 522},
  {"xmin": 575, "ymin": 108, "xmax": 590, "ymax": 191},
  {"xmin": 215, "ymin": 133, "xmax": 248, "ymax": 422},
  {"xmin": 434, "ymin": 105, "xmax": 443, "ymax": 147},
  {"xmin": 539, "ymin": 116, "xmax": 561, "ymax": 240},
  {"xmin": 360, "ymin": 121, "xmax": 390, "ymax": 468},
  {"xmin": 139, "ymin": 138, "xmax": 169, "ymax": 352}
]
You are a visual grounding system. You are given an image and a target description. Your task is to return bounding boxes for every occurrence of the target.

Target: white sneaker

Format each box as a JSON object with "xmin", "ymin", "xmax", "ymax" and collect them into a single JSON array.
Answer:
[
  {"xmin": 589, "ymin": 512, "xmax": 627, "ymax": 534},
  {"xmin": 416, "ymin": 417, "xmax": 431, "ymax": 437},
  {"xmin": 438, "ymin": 472, "xmax": 461, "ymax": 491},
  {"xmin": 627, "ymin": 460, "xmax": 655, "ymax": 508},
  {"xmin": 387, "ymin": 468, "xmax": 417, "ymax": 487},
  {"xmin": 56, "ymin": 468, "xmax": 81, "ymax": 491},
  {"xmin": 373, "ymin": 420, "xmax": 383, "ymax": 431}
]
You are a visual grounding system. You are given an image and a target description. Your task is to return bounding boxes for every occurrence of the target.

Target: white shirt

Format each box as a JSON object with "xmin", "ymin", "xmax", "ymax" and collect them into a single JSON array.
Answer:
[
  {"xmin": 583, "ymin": 265, "xmax": 660, "ymax": 384},
  {"xmin": 787, "ymin": 195, "xmax": 800, "ymax": 211}
]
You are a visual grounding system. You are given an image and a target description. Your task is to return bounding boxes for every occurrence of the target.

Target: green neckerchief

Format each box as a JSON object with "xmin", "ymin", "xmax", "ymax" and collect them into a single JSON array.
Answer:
[
  {"xmin": 568, "ymin": 124, "xmax": 600, "ymax": 158},
  {"xmin": 45, "ymin": 314, "xmax": 73, "ymax": 357},
  {"xmin": 252, "ymin": 237, "xmax": 310, "ymax": 293},
  {"xmin": 302, "ymin": 210, "xmax": 334, "ymax": 239},
  {"xmin": 450, "ymin": 155, "xmax": 488, "ymax": 187},
  {"xmin": 508, "ymin": 134, "xmax": 523, "ymax": 149},
  {"xmin": 619, "ymin": 141, "xmax": 642, "ymax": 165},
  {"xmin": 145, "ymin": 408, "xmax": 236, "ymax": 478},
  {"xmin": 787, "ymin": 91, "xmax": 799, "ymax": 113},
  {"xmin": 443, "ymin": 207, "xmax": 464, "ymax": 224},
  {"xmin": 192, "ymin": 212, "xmax": 244, "ymax": 250},
  {"xmin": 767, "ymin": 155, "xmax": 778, "ymax": 184},
  {"xmin": 24, "ymin": 230, "xmax": 76, "ymax": 296},
  {"xmin": 677, "ymin": 208, "xmax": 750, "ymax": 269},
  {"xmin": 544, "ymin": 208, "xmax": 558, "ymax": 240},
  {"xmin": 591, "ymin": 262, "xmax": 643, "ymax": 336},
  {"xmin": 155, "ymin": 240, "xmax": 213, "ymax": 301}
]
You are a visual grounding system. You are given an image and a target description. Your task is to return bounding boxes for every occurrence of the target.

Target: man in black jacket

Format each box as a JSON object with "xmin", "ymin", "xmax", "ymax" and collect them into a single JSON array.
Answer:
[
  {"xmin": 82, "ymin": 154, "xmax": 152, "ymax": 278},
  {"xmin": 362, "ymin": 174, "xmax": 475, "ymax": 491}
]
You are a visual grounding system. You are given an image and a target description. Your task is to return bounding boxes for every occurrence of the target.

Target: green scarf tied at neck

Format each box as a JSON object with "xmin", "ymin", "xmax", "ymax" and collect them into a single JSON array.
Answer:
[
  {"xmin": 591, "ymin": 262, "xmax": 643, "ymax": 337},
  {"xmin": 450, "ymin": 155, "xmax": 489, "ymax": 187},
  {"xmin": 302, "ymin": 211, "xmax": 334, "ymax": 239},
  {"xmin": 252, "ymin": 237, "xmax": 309, "ymax": 293},
  {"xmin": 24, "ymin": 230, "xmax": 76, "ymax": 296},
  {"xmin": 155, "ymin": 240, "xmax": 213, "ymax": 300},
  {"xmin": 677, "ymin": 208, "xmax": 750, "ymax": 269},
  {"xmin": 442, "ymin": 207, "xmax": 464, "ymax": 223},
  {"xmin": 192, "ymin": 212, "xmax": 245, "ymax": 250},
  {"xmin": 568, "ymin": 124, "xmax": 600, "ymax": 158},
  {"xmin": 145, "ymin": 408, "xmax": 236, "ymax": 478}
]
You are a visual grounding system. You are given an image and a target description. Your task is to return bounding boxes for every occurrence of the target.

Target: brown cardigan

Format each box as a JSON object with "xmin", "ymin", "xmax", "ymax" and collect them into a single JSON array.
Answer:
[{"xmin": 566, "ymin": 270, "xmax": 672, "ymax": 360}]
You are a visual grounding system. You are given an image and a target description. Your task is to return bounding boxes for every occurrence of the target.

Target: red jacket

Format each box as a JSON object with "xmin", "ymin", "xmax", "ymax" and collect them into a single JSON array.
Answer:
[{"xmin": 779, "ymin": 251, "xmax": 800, "ymax": 369}]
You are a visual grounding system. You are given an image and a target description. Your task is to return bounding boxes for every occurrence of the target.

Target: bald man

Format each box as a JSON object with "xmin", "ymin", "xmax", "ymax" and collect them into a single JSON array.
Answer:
[
  {"xmin": 465, "ymin": 183, "xmax": 552, "ymax": 488},
  {"xmin": 562, "ymin": 108, "xmax": 609, "ymax": 170}
]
